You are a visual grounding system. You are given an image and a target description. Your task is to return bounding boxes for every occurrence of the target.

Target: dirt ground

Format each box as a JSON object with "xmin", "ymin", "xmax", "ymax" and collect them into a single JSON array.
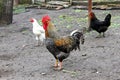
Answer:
[{"xmin": 0, "ymin": 7, "xmax": 120, "ymax": 80}]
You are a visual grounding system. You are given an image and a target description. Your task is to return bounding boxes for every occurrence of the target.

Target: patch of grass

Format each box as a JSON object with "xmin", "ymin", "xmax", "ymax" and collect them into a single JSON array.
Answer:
[
  {"xmin": 13, "ymin": 4, "xmax": 29, "ymax": 14},
  {"xmin": 62, "ymin": 69, "xmax": 77, "ymax": 74},
  {"xmin": 59, "ymin": 14, "xmax": 66, "ymax": 19},
  {"xmin": 76, "ymin": 17, "xmax": 88, "ymax": 22},
  {"xmin": 53, "ymin": 18, "xmax": 61, "ymax": 25},
  {"xmin": 74, "ymin": 9, "xmax": 82, "ymax": 13},
  {"xmin": 53, "ymin": 13, "xmax": 88, "ymax": 29},
  {"xmin": 66, "ymin": 25, "xmax": 72, "ymax": 29},
  {"xmin": 58, "ymin": 14, "xmax": 75, "ymax": 24},
  {"xmin": 112, "ymin": 16, "xmax": 120, "ymax": 20},
  {"xmin": 111, "ymin": 16, "xmax": 120, "ymax": 28},
  {"xmin": 13, "ymin": 8, "xmax": 26, "ymax": 14},
  {"xmin": 101, "ymin": 11, "xmax": 110, "ymax": 14},
  {"xmin": 58, "ymin": 14, "xmax": 88, "ymax": 23},
  {"xmin": 59, "ymin": 14, "xmax": 74, "ymax": 22},
  {"xmin": 111, "ymin": 23, "xmax": 120, "ymax": 28}
]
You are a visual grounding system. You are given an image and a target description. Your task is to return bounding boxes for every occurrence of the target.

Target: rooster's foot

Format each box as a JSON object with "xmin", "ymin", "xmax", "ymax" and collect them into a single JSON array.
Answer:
[
  {"xmin": 54, "ymin": 64, "xmax": 58, "ymax": 68},
  {"xmin": 53, "ymin": 59, "xmax": 59, "ymax": 68}
]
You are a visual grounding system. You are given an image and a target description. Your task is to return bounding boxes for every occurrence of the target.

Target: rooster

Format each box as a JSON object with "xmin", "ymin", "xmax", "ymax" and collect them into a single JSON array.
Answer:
[
  {"xmin": 30, "ymin": 18, "xmax": 45, "ymax": 46},
  {"xmin": 89, "ymin": 12, "xmax": 111, "ymax": 38},
  {"xmin": 42, "ymin": 15, "xmax": 84, "ymax": 70}
]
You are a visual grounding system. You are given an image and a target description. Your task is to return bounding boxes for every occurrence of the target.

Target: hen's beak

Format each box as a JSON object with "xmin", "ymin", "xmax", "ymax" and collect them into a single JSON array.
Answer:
[{"xmin": 30, "ymin": 18, "xmax": 34, "ymax": 22}]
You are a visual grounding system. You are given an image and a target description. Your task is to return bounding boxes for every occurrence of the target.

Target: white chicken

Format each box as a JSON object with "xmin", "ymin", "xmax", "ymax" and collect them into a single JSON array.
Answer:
[{"xmin": 30, "ymin": 18, "xmax": 45, "ymax": 46}]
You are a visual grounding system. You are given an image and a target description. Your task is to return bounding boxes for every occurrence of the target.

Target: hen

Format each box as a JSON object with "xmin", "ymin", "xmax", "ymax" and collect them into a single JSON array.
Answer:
[
  {"xmin": 89, "ymin": 12, "xmax": 111, "ymax": 37},
  {"xmin": 42, "ymin": 15, "xmax": 84, "ymax": 70},
  {"xmin": 30, "ymin": 18, "xmax": 45, "ymax": 46}
]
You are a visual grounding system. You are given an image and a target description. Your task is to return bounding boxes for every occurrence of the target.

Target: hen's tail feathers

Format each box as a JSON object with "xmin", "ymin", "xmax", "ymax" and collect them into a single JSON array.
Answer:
[
  {"xmin": 104, "ymin": 14, "xmax": 111, "ymax": 27},
  {"xmin": 104, "ymin": 14, "xmax": 111, "ymax": 22}
]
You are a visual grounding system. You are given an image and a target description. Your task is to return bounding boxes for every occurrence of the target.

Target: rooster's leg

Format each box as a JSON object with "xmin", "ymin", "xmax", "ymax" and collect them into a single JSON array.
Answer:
[
  {"xmin": 58, "ymin": 61, "xmax": 62, "ymax": 70},
  {"xmin": 35, "ymin": 40, "xmax": 40, "ymax": 47},
  {"xmin": 37, "ymin": 40, "xmax": 40, "ymax": 46},
  {"xmin": 54, "ymin": 59, "xmax": 58, "ymax": 67}
]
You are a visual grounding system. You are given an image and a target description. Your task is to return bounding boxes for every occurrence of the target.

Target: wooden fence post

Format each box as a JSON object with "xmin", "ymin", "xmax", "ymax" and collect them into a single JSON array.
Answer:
[{"xmin": 88, "ymin": 0, "xmax": 92, "ymax": 30}]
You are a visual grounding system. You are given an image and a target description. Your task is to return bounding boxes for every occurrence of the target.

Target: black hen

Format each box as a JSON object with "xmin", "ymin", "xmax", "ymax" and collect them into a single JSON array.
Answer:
[{"xmin": 89, "ymin": 12, "xmax": 111, "ymax": 37}]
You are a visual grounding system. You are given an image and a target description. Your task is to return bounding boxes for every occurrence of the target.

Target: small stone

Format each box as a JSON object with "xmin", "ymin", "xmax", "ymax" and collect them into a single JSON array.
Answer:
[
  {"xmin": 41, "ymin": 73, "xmax": 46, "ymax": 75},
  {"xmin": 82, "ymin": 54, "xmax": 87, "ymax": 56},
  {"xmin": 96, "ymin": 71, "xmax": 99, "ymax": 73}
]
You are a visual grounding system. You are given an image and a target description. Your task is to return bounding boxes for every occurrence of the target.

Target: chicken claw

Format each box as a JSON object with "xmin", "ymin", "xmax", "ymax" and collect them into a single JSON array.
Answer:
[{"xmin": 57, "ymin": 62, "xmax": 63, "ymax": 70}]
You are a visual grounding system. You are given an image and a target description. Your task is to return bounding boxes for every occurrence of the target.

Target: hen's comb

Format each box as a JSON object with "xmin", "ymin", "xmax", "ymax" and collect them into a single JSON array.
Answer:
[
  {"xmin": 30, "ymin": 18, "xmax": 34, "ymax": 22},
  {"xmin": 42, "ymin": 15, "xmax": 51, "ymax": 24},
  {"xmin": 89, "ymin": 12, "xmax": 95, "ymax": 17}
]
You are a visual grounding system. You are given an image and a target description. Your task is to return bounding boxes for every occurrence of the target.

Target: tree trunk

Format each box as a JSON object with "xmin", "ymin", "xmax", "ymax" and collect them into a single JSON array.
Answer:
[{"xmin": 0, "ymin": 0, "xmax": 13, "ymax": 25}]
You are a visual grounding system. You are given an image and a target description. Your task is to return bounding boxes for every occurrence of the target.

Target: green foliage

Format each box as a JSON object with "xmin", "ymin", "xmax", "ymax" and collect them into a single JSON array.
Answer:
[
  {"xmin": 13, "ymin": 4, "xmax": 29, "ymax": 14},
  {"xmin": 58, "ymin": 14, "xmax": 74, "ymax": 22},
  {"xmin": 66, "ymin": 25, "xmax": 72, "ymax": 29},
  {"xmin": 62, "ymin": 69, "xmax": 78, "ymax": 77},
  {"xmin": 102, "ymin": 11, "xmax": 110, "ymax": 14},
  {"xmin": 13, "ymin": 8, "xmax": 25, "ymax": 14},
  {"xmin": 112, "ymin": 16, "xmax": 120, "ymax": 20},
  {"xmin": 76, "ymin": 17, "xmax": 88, "ymax": 22},
  {"xmin": 111, "ymin": 23, "xmax": 120, "ymax": 28},
  {"xmin": 53, "ymin": 14, "xmax": 88, "ymax": 29},
  {"xmin": 111, "ymin": 16, "xmax": 120, "ymax": 28},
  {"xmin": 74, "ymin": 9, "xmax": 82, "ymax": 13}
]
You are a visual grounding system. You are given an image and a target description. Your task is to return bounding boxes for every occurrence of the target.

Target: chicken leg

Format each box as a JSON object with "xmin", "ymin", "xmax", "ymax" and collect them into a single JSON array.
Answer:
[
  {"xmin": 54, "ymin": 60, "xmax": 63, "ymax": 70},
  {"xmin": 103, "ymin": 32, "xmax": 105, "ymax": 37},
  {"xmin": 58, "ymin": 61, "xmax": 62, "ymax": 70},
  {"xmin": 96, "ymin": 33, "xmax": 105, "ymax": 38},
  {"xmin": 35, "ymin": 35, "xmax": 40, "ymax": 46},
  {"xmin": 54, "ymin": 59, "xmax": 58, "ymax": 67}
]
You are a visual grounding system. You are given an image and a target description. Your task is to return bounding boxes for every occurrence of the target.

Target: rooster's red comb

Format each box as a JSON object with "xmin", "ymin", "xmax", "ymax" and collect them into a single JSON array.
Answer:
[{"xmin": 42, "ymin": 15, "xmax": 51, "ymax": 24}]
